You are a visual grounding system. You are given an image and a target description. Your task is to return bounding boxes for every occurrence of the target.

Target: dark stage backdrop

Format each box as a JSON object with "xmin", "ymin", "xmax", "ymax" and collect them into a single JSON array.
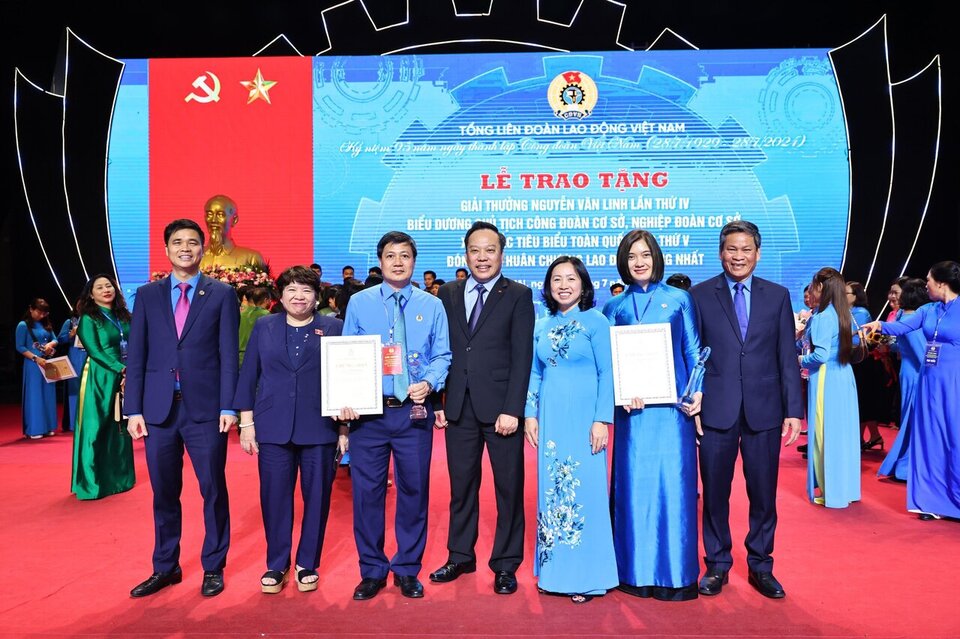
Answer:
[{"xmin": 2, "ymin": 1, "xmax": 956, "ymax": 400}]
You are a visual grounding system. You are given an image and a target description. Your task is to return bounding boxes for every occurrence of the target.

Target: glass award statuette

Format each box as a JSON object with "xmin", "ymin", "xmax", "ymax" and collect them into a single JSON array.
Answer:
[
  {"xmin": 680, "ymin": 346, "xmax": 711, "ymax": 405},
  {"xmin": 407, "ymin": 351, "xmax": 428, "ymax": 420}
]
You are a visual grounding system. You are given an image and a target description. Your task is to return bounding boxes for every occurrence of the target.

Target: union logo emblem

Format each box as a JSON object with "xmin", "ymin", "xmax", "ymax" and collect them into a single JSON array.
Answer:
[{"xmin": 547, "ymin": 70, "xmax": 598, "ymax": 120}]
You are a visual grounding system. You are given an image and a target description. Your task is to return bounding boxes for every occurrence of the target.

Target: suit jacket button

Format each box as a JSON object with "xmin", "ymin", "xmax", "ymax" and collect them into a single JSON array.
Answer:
[
  {"xmin": 740, "ymin": 352, "xmax": 745, "ymax": 357},
  {"xmin": 465, "ymin": 346, "xmax": 472, "ymax": 352}
]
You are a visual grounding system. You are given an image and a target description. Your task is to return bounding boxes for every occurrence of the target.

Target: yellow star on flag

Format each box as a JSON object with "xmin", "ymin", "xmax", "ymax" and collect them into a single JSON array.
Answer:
[{"xmin": 240, "ymin": 69, "xmax": 277, "ymax": 104}]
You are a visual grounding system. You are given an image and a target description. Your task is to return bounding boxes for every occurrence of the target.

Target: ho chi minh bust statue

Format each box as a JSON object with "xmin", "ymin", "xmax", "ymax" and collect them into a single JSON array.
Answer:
[{"xmin": 198, "ymin": 194, "xmax": 267, "ymax": 270}]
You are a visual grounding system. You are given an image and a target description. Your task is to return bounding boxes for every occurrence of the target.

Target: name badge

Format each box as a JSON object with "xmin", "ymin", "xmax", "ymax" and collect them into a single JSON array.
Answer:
[
  {"xmin": 383, "ymin": 343, "xmax": 403, "ymax": 375},
  {"xmin": 924, "ymin": 342, "xmax": 942, "ymax": 367}
]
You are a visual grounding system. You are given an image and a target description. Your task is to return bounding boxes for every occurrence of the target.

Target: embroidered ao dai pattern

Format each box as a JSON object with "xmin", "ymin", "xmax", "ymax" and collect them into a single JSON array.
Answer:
[
  {"xmin": 601, "ymin": 282, "xmax": 701, "ymax": 600},
  {"xmin": 880, "ymin": 301, "xmax": 960, "ymax": 519},
  {"xmin": 800, "ymin": 304, "xmax": 860, "ymax": 508},
  {"xmin": 525, "ymin": 307, "xmax": 618, "ymax": 596}
]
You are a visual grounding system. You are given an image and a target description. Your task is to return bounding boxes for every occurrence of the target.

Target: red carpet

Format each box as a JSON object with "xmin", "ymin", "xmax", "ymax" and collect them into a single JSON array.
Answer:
[{"xmin": 0, "ymin": 403, "xmax": 956, "ymax": 638}]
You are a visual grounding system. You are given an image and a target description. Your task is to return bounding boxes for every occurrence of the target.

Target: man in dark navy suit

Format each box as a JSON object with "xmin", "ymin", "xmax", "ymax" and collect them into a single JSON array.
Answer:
[
  {"xmin": 125, "ymin": 218, "xmax": 240, "ymax": 598},
  {"xmin": 690, "ymin": 220, "xmax": 803, "ymax": 599},
  {"xmin": 430, "ymin": 221, "xmax": 534, "ymax": 595}
]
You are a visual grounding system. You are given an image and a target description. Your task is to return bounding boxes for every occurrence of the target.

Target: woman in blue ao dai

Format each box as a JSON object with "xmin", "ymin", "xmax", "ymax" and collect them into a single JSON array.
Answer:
[
  {"xmin": 877, "ymin": 278, "xmax": 929, "ymax": 480},
  {"xmin": 524, "ymin": 256, "xmax": 618, "ymax": 604},
  {"xmin": 600, "ymin": 230, "xmax": 703, "ymax": 601},
  {"xmin": 864, "ymin": 261, "xmax": 960, "ymax": 521},
  {"xmin": 800, "ymin": 268, "xmax": 861, "ymax": 508}
]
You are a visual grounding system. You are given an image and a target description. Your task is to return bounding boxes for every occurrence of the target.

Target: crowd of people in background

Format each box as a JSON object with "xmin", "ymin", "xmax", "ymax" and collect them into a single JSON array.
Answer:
[{"xmin": 14, "ymin": 216, "xmax": 958, "ymax": 606}]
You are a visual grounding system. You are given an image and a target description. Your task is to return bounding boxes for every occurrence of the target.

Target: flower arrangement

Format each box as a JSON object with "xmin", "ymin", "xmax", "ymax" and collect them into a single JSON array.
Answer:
[{"xmin": 150, "ymin": 264, "xmax": 273, "ymax": 289}]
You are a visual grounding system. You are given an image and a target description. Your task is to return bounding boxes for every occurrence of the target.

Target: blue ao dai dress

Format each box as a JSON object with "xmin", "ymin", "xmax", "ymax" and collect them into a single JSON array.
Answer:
[
  {"xmin": 15, "ymin": 320, "xmax": 58, "ymax": 437},
  {"xmin": 879, "ymin": 300, "xmax": 960, "ymax": 518},
  {"xmin": 877, "ymin": 311, "xmax": 926, "ymax": 480},
  {"xmin": 525, "ymin": 306, "xmax": 618, "ymax": 596},
  {"xmin": 800, "ymin": 303, "xmax": 861, "ymax": 507},
  {"xmin": 601, "ymin": 282, "xmax": 701, "ymax": 601}
]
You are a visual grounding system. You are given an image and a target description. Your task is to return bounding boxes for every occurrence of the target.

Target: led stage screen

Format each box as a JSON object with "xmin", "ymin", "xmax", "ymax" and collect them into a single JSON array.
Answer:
[{"xmin": 109, "ymin": 50, "xmax": 848, "ymax": 310}]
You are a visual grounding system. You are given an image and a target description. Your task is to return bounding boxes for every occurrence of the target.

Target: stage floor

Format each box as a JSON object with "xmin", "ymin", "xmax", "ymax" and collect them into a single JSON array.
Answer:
[{"xmin": 0, "ymin": 404, "xmax": 956, "ymax": 638}]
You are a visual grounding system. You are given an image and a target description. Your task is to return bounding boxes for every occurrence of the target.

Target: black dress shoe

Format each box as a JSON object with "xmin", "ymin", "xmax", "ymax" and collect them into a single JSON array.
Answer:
[
  {"xmin": 918, "ymin": 513, "xmax": 936, "ymax": 521},
  {"xmin": 429, "ymin": 560, "xmax": 477, "ymax": 583},
  {"xmin": 797, "ymin": 444, "xmax": 808, "ymax": 453},
  {"xmin": 748, "ymin": 570, "xmax": 785, "ymax": 599},
  {"xmin": 697, "ymin": 568, "xmax": 728, "ymax": 596},
  {"xmin": 130, "ymin": 567, "xmax": 183, "ymax": 598},
  {"xmin": 353, "ymin": 577, "xmax": 387, "ymax": 600},
  {"xmin": 201, "ymin": 571, "xmax": 224, "ymax": 597},
  {"xmin": 393, "ymin": 575, "xmax": 424, "ymax": 598},
  {"xmin": 493, "ymin": 570, "xmax": 518, "ymax": 595}
]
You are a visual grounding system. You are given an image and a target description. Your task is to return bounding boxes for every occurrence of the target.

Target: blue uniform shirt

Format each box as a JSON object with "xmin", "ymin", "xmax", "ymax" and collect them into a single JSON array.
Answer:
[{"xmin": 342, "ymin": 282, "xmax": 452, "ymax": 398}]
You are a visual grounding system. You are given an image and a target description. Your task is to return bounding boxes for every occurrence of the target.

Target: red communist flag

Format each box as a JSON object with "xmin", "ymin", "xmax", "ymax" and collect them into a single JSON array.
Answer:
[{"xmin": 148, "ymin": 58, "xmax": 313, "ymax": 275}]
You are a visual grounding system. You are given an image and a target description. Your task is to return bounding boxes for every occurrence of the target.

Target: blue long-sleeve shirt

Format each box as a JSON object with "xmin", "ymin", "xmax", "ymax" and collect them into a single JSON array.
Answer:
[{"xmin": 342, "ymin": 282, "xmax": 451, "ymax": 398}]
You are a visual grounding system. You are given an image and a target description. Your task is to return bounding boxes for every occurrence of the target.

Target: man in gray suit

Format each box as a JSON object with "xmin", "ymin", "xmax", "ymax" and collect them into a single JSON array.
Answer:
[{"xmin": 430, "ymin": 221, "xmax": 534, "ymax": 595}]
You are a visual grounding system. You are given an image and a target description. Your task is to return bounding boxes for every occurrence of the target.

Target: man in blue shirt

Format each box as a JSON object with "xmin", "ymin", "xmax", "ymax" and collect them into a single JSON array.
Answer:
[{"xmin": 339, "ymin": 231, "xmax": 451, "ymax": 601}]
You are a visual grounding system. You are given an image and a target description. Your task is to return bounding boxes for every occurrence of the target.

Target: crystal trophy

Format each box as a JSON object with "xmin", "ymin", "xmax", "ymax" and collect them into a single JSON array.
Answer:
[
  {"xmin": 407, "ymin": 351, "xmax": 428, "ymax": 420},
  {"xmin": 680, "ymin": 346, "xmax": 711, "ymax": 405}
]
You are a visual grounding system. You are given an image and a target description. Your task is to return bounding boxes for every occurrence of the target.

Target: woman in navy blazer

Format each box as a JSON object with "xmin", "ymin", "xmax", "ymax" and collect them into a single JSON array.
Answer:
[{"xmin": 234, "ymin": 265, "xmax": 346, "ymax": 594}]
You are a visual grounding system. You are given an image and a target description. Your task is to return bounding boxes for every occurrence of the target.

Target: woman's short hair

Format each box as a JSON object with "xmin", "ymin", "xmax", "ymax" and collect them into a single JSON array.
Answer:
[
  {"xmin": 541, "ymin": 256, "xmax": 595, "ymax": 315},
  {"xmin": 615, "ymin": 229, "xmax": 664, "ymax": 285},
  {"xmin": 276, "ymin": 265, "xmax": 321, "ymax": 296},
  {"xmin": 898, "ymin": 277, "xmax": 929, "ymax": 311},
  {"xmin": 845, "ymin": 280, "xmax": 869, "ymax": 308}
]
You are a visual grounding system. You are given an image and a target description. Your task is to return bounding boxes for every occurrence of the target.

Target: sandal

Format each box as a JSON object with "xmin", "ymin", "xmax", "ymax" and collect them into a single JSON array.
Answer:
[
  {"xmin": 296, "ymin": 565, "xmax": 319, "ymax": 592},
  {"xmin": 260, "ymin": 568, "xmax": 289, "ymax": 594},
  {"xmin": 570, "ymin": 594, "xmax": 594, "ymax": 604}
]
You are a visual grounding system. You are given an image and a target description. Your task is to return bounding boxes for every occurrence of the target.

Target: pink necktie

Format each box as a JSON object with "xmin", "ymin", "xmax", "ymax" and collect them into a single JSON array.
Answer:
[{"xmin": 174, "ymin": 282, "xmax": 191, "ymax": 338}]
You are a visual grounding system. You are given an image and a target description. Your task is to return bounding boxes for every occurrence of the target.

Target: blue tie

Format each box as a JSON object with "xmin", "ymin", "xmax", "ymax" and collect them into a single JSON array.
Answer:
[
  {"xmin": 469, "ymin": 283, "xmax": 486, "ymax": 333},
  {"xmin": 392, "ymin": 292, "xmax": 409, "ymax": 401},
  {"xmin": 734, "ymin": 282, "xmax": 748, "ymax": 340}
]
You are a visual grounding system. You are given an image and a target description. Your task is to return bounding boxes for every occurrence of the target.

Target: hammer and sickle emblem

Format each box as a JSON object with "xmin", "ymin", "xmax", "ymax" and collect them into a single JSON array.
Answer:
[{"xmin": 184, "ymin": 72, "xmax": 222, "ymax": 103}]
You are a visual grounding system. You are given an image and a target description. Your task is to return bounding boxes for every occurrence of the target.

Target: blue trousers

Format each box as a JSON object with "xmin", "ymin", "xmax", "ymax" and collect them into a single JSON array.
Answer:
[{"xmin": 349, "ymin": 404, "xmax": 433, "ymax": 579}]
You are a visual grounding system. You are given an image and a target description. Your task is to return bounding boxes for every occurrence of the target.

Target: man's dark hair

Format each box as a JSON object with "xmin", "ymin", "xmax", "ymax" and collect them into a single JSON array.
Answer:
[
  {"xmin": 369, "ymin": 266, "xmax": 383, "ymax": 276},
  {"xmin": 423, "ymin": 270, "xmax": 437, "ymax": 279},
  {"xmin": 719, "ymin": 220, "xmax": 761, "ymax": 250},
  {"xmin": 456, "ymin": 268, "xmax": 468, "ymax": 277},
  {"xmin": 463, "ymin": 221, "xmax": 506, "ymax": 250},
  {"xmin": 666, "ymin": 273, "xmax": 692, "ymax": 291},
  {"xmin": 342, "ymin": 265, "xmax": 355, "ymax": 274},
  {"xmin": 609, "ymin": 282, "xmax": 624, "ymax": 294},
  {"xmin": 163, "ymin": 218, "xmax": 205, "ymax": 246},
  {"xmin": 376, "ymin": 231, "xmax": 417, "ymax": 259}
]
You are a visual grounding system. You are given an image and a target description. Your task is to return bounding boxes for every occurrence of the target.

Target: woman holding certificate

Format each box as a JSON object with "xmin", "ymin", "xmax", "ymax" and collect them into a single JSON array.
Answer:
[
  {"xmin": 71, "ymin": 274, "xmax": 135, "ymax": 500},
  {"xmin": 234, "ymin": 265, "xmax": 347, "ymax": 593},
  {"xmin": 600, "ymin": 230, "xmax": 703, "ymax": 601},
  {"xmin": 15, "ymin": 298, "xmax": 59, "ymax": 439},
  {"xmin": 523, "ymin": 256, "xmax": 617, "ymax": 604},
  {"xmin": 799, "ymin": 268, "xmax": 860, "ymax": 508}
]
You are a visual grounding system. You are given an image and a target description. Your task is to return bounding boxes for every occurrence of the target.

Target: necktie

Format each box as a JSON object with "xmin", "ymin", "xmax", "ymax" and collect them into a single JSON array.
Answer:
[
  {"xmin": 392, "ymin": 292, "xmax": 409, "ymax": 401},
  {"xmin": 733, "ymin": 282, "xmax": 748, "ymax": 340},
  {"xmin": 469, "ymin": 283, "xmax": 486, "ymax": 333},
  {"xmin": 174, "ymin": 282, "xmax": 191, "ymax": 338}
]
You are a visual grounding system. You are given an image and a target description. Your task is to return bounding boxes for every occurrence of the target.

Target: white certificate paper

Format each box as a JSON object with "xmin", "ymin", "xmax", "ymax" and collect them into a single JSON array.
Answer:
[
  {"xmin": 321, "ymin": 335, "xmax": 383, "ymax": 416},
  {"xmin": 610, "ymin": 323, "xmax": 677, "ymax": 405}
]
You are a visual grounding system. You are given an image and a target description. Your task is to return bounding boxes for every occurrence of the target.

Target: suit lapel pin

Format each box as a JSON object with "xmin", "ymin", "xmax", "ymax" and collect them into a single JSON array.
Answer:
[
  {"xmin": 661, "ymin": 303, "xmax": 668, "ymax": 308},
  {"xmin": 416, "ymin": 314, "xmax": 423, "ymax": 322},
  {"xmin": 198, "ymin": 289, "xmax": 205, "ymax": 296},
  {"xmin": 314, "ymin": 329, "xmax": 324, "ymax": 336}
]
